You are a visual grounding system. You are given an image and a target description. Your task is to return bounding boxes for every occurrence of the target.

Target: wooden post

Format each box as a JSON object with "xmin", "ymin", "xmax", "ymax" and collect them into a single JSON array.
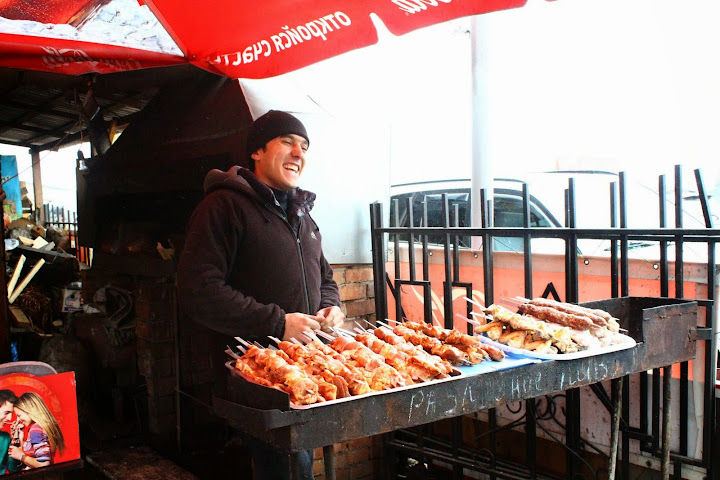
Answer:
[
  {"xmin": 0, "ymin": 164, "xmax": 11, "ymax": 363},
  {"xmin": 31, "ymin": 148, "xmax": 44, "ymax": 225}
]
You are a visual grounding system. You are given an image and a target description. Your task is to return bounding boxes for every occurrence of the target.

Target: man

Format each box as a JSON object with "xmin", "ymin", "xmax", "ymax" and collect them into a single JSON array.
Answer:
[
  {"xmin": 0, "ymin": 390, "xmax": 18, "ymax": 475},
  {"xmin": 177, "ymin": 110, "xmax": 344, "ymax": 479}
]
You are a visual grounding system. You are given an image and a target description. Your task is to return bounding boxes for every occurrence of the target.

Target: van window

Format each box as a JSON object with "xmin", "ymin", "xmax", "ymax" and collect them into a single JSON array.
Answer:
[{"xmin": 389, "ymin": 188, "xmax": 558, "ymax": 251}]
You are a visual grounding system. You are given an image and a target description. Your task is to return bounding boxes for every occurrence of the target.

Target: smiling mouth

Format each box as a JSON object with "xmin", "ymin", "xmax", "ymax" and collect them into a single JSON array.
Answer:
[{"xmin": 283, "ymin": 164, "xmax": 299, "ymax": 173}]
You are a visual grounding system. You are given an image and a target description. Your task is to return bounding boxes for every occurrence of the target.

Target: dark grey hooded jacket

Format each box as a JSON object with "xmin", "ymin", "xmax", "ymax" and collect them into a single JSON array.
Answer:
[{"xmin": 177, "ymin": 166, "xmax": 340, "ymax": 347}]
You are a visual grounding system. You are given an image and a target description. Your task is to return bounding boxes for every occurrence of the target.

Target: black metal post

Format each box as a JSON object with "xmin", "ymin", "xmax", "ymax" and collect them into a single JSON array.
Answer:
[
  {"xmin": 323, "ymin": 445, "xmax": 336, "ymax": 480},
  {"xmin": 609, "ymin": 377, "xmax": 624, "ymax": 480},
  {"xmin": 522, "ymin": 183, "xmax": 533, "ymax": 296},
  {"xmin": 441, "ymin": 194, "xmax": 453, "ymax": 329},
  {"xmin": 407, "ymin": 197, "xmax": 417, "ymax": 282},
  {"xmin": 694, "ymin": 168, "xmax": 716, "ymax": 479},
  {"xmin": 610, "ymin": 182, "xmax": 619, "ymax": 299},
  {"xmin": 522, "ymin": 183, "xmax": 536, "ymax": 479},
  {"xmin": 662, "ymin": 366, "xmax": 672, "ymax": 480},
  {"xmin": 370, "ymin": 203, "xmax": 388, "ymax": 322},
  {"xmin": 674, "ymin": 166, "xmax": 688, "ymax": 480}
]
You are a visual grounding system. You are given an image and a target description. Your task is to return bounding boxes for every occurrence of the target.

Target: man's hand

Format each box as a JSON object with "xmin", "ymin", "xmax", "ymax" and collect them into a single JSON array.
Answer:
[
  {"xmin": 315, "ymin": 306, "xmax": 345, "ymax": 332},
  {"xmin": 282, "ymin": 312, "xmax": 322, "ymax": 342},
  {"xmin": 11, "ymin": 421, "xmax": 23, "ymax": 445},
  {"xmin": 8, "ymin": 445, "xmax": 22, "ymax": 461}
]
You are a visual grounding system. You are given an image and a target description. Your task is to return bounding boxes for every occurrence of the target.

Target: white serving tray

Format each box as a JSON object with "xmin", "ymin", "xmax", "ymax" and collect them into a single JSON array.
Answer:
[{"xmin": 476, "ymin": 332, "xmax": 637, "ymax": 361}]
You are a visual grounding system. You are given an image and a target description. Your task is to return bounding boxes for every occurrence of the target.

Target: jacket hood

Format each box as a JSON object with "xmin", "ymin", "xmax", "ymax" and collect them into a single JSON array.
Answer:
[
  {"xmin": 203, "ymin": 166, "xmax": 316, "ymax": 215},
  {"xmin": 203, "ymin": 165, "xmax": 254, "ymax": 194}
]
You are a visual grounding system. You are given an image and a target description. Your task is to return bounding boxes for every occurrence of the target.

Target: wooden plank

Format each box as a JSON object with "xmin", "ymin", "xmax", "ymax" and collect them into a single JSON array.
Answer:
[{"xmin": 85, "ymin": 446, "xmax": 198, "ymax": 480}]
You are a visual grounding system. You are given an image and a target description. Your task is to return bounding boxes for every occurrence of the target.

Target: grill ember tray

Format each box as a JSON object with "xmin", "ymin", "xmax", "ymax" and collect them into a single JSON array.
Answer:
[{"xmin": 213, "ymin": 297, "xmax": 698, "ymax": 452}]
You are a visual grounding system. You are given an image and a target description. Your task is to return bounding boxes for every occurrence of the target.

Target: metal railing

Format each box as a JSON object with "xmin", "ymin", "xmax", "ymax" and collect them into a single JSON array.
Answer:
[
  {"xmin": 42, "ymin": 203, "xmax": 92, "ymax": 266},
  {"xmin": 370, "ymin": 165, "xmax": 719, "ymax": 480}
]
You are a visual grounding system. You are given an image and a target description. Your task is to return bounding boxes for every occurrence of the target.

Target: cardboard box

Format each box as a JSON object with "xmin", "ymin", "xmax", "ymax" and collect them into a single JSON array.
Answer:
[{"xmin": 62, "ymin": 287, "xmax": 83, "ymax": 312}]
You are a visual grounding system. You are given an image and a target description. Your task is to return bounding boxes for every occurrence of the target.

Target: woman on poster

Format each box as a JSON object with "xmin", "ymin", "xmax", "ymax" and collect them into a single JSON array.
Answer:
[{"xmin": 7, "ymin": 392, "xmax": 65, "ymax": 470}]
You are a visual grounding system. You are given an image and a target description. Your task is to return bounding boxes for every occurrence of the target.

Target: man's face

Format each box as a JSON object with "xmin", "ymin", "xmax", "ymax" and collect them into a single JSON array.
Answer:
[
  {"xmin": 252, "ymin": 134, "xmax": 308, "ymax": 191},
  {"xmin": 0, "ymin": 401, "xmax": 13, "ymax": 427}
]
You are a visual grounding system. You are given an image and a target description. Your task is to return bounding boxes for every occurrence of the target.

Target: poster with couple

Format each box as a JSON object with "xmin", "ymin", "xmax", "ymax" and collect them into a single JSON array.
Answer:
[{"xmin": 0, "ymin": 366, "xmax": 80, "ymax": 475}]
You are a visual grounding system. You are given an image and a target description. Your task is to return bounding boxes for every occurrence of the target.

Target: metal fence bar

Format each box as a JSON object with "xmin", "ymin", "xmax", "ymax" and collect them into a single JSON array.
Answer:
[
  {"xmin": 38, "ymin": 202, "xmax": 92, "ymax": 267},
  {"xmin": 693, "ymin": 169, "xmax": 716, "ymax": 480},
  {"xmin": 674, "ymin": 166, "xmax": 689, "ymax": 480}
]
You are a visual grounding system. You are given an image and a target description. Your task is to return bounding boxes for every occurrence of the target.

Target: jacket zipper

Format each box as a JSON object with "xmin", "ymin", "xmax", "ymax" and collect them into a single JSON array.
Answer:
[
  {"xmin": 267, "ymin": 203, "xmax": 311, "ymax": 314},
  {"xmin": 294, "ymin": 218, "xmax": 311, "ymax": 314}
]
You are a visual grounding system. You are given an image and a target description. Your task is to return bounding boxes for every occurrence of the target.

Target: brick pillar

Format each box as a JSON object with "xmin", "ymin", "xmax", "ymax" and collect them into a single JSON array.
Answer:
[
  {"xmin": 134, "ymin": 278, "xmax": 179, "ymax": 453},
  {"xmin": 334, "ymin": 264, "xmax": 377, "ymax": 330},
  {"xmin": 312, "ymin": 437, "xmax": 386, "ymax": 480}
]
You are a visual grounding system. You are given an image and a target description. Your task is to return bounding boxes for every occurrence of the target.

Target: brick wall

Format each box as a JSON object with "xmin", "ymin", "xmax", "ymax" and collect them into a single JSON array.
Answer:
[
  {"xmin": 333, "ymin": 264, "xmax": 377, "ymax": 330},
  {"xmin": 312, "ymin": 437, "xmax": 385, "ymax": 480}
]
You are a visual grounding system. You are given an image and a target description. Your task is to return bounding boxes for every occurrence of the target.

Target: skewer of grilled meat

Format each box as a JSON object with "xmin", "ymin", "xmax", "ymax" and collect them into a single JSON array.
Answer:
[
  {"xmin": 329, "ymin": 336, "xmax": 409, "ymax": 390},
  {"xmin": 354, "ymin": 332, "xmax": 447, "ymax": 382},
  {"xmin": 275, "ymin": 341, "xmax": 351, "ymax": 398},
  {"xmin": 236, "ymin": 345, "xmax": 320, "ymax": 405},
  {"xmin": 372, "ymin": 327, "xmax": 460, "ymax": 376},
  {"xmin": 484, "ymin": 304, "xmax": 580, "ymax": 353},
  {"xmin": 472, "ymin": 319, "xmax": 504, "ymax": 341},
  {"xmin": 391, "ymin": 324, "xmax": 467, "ymax": 365},
  {"xmin": 517, "ymin": 303, "xmax": 598, "ymax": 332},
  {"xmin": 302, "ymin": 340, "xmax": 373, "ymax": 395},
  {"xmin": 527, "ymin": 298, "xmax": 620, "ymax": 332},
  {"xmin": 401, "ymin": 320, "xmax": 506, "ymax": 361},
  {"xmin": 272, "ymin": 348, "xmax": 340, "ymax": 401}
]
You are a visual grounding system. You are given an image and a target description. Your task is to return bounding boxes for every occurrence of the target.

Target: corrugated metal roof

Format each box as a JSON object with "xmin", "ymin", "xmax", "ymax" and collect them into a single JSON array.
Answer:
[{"xmin": 0, "ymin": 64, "xmax": 197, "ymax": 152}]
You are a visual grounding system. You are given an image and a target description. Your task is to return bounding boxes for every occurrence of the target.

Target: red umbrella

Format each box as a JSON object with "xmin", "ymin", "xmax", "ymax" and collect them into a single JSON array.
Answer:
[{"xmin": 0, "ymin": 0, "xmax": 529, "ymax": 78}]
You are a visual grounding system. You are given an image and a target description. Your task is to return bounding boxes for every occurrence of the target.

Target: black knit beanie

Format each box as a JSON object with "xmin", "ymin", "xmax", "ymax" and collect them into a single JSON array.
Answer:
[{"xmin": 246, "ymin": 110, "xmax": 310, "ymax": 158}]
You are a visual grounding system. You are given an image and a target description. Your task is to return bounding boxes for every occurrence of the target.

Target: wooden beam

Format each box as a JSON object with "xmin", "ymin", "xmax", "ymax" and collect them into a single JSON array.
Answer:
[
  {"xmin": 31, "ymin": 149, "xmax": 44, "ymax": 225},
  {"xmin": 20, "ymin": 118, "xmax": 80, "ymax": 145},
  {"xmin": 32, "ymin": 131, "xmax": 85, "ymax": 152},
  {"xmin": 0, "ymin": 169, "xmax": 11, "ymax": 362}
]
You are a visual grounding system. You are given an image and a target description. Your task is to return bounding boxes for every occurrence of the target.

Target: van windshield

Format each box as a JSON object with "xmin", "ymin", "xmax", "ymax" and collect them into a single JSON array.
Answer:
[{"xmin": 390, "ymin": 187, "xmax": 557, "ymax": 250}]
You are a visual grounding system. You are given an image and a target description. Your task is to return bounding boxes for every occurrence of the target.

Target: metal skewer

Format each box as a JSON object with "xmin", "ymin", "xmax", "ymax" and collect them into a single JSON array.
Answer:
[
  {"xmin": 315, "ymin": 330, "xmax": 335, "ymax": 341},
  {"xmin": 377, "ymin": 320, "xmax": 394, "ymax": 329},
  {"xmin": 225, "ymin": 347, "xmax": 242, "ymax": 358},
  {"xmin": 470, "ymin": 311, "xmax": 495, "ymax": 322},
  {"xmin": 463, "ymin": 296, "xmax": 485, "ymax": 309},
  {"xmin": 354, "ymin": 321, "xmax": 368, "ymax": 332},
  {"xmin": 357, "ymin": 318, "xmax": 375, "ymax": 329},
  {"xmin": 454, "ymin": 313, "xmax": 482, "ymax": 327},
  {"xmin": 303, "ymin": 330, "xmax": 322, "ymax": 342},
  {"xmin": 333, "ymin": 327, "xmax": 356, "ymax": 337}
]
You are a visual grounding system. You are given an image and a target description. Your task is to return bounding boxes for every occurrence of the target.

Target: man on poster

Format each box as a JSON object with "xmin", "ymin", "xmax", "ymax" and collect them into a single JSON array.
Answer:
[{"xmin": 0, "ymin": 390, "xmax": 18, "ymax": 475}]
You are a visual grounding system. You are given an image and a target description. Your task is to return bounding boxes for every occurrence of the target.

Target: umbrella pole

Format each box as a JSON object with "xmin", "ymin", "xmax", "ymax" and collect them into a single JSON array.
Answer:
[{"xmin": 470, "ymin": 15, "xmax": 494, "ymax": 242}]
